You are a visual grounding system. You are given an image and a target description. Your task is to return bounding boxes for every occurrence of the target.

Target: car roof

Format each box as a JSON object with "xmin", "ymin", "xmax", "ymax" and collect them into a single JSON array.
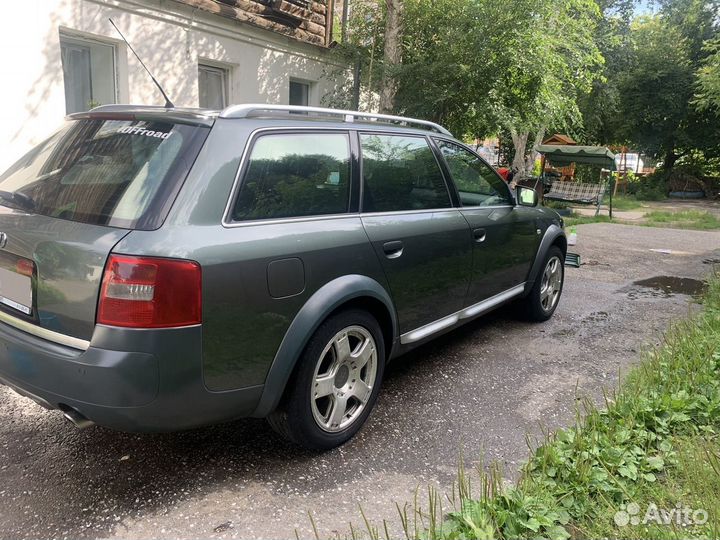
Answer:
[{"xmin": 79, "ymin": 104, "xmax": 454, "ymax": 138}]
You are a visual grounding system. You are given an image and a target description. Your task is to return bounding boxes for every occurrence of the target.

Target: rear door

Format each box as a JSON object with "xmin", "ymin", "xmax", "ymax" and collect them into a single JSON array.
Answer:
[
  {"xmin": 359, "ymin": 132, "xmax": 472, "ymax": 337},
  {"xmin": 433, "ymin": 139, "xmax": 540, "ymax": 302},
  {"xmin": 0, "ymin": 116, "xmax": 208, "ymax": 343}
]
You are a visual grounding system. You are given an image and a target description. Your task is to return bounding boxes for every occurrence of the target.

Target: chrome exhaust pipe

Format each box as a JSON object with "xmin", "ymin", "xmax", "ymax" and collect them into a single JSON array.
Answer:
[{"xmin": 59, "ymin": 405, "xmax": 94, "ymax": 429}]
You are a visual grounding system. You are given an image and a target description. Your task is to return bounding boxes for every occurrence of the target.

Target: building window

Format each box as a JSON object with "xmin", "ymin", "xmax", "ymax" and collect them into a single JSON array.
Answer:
[
  {"xmin": 198, "ymin": 64, "xmax": 228, "ymax": 110},
  {"xmin": 60, "ymin": 35, "xmax": 117, "ymax": 114},
  {"xmin": 289, "ymin": 80, "xmax": 310, "ymax": 106}
]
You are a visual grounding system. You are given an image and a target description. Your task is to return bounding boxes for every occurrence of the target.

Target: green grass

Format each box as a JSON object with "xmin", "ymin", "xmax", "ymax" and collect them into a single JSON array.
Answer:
[
  {"xmin": 611, "ymin": 195, "xmax": 644, "ymax": 211},
  {"xmin": 643, "ymin": 210, "xmax": 720, "ymax": 230},
  {"xmin": 563, "ymin": 214, "xmax": 613, "ymax": 227},
  {"xmin": 329, "ymin": 273, "xmax": 720, "ymax": 540},
  {"xmin": 563, "ymin": 209, "xmax": 720, "ymax": 230},
  {"xmin": 574, "ymin": 436, "xmax": 720, "ymax": 539}
]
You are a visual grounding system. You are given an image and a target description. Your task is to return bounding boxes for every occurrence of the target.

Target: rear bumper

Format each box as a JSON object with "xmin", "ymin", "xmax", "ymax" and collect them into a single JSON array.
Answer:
[{"xmin": 0, "ymin": 321, "xmax": 262, "ymax": 431}]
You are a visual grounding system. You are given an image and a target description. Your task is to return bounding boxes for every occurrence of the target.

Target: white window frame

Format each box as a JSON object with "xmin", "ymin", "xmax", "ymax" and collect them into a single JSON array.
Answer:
[
  {"xmin": 59, "ymin": 32, "xmax": 118, "ymax": 114},
  {"xmin": 198, "ymin": 63, "xmax": 230, "ymax": 110}
]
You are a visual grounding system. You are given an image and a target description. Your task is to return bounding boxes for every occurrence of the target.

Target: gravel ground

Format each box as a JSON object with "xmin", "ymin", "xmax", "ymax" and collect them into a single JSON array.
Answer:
[{"xmin": 1, "ymin": 223, "xmax": 719, "ymax": 540}]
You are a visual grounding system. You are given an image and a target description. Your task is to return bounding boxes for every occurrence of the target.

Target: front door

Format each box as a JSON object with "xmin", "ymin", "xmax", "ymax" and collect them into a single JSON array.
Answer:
[
  {"xmin": 358, "ymin": 133, "xmax": 472, "ymax": 335},
  {"xmin": 434, "ymin": 139, "xmax": 540, "ymax": 302}
]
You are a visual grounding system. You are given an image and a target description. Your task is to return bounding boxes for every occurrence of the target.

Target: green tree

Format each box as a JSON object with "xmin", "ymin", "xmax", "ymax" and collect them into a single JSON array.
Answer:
[
  {"xmin": 479, "ymin": 0, "xmax": 604, "ymax": 177},
  {"xmin": 584, "ymin": 0, "xmax": 720, "ymax": 169},
  {"xmin": 696, "ymin": 38, "xmax": 720, "ymax": 113},
  {"xmin": 392, "ymin": 0, "xmax": 605, "ymax": 177},
  {"xmin": 330, "ymin": 0, "xmax": 605, "ymax": 173},
  {"xmin": 578, "ymin": 0, "xmax": 638, "ymax": 145},
  {"xmin": 616, "ymin": 16, "xmax": 696, "ymax": 168}
]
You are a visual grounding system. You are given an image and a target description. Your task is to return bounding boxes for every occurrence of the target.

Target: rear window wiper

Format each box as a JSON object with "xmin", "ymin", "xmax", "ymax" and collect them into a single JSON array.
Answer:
[{"xmin": 0, "ymin": 190, "xmax": 36, "ymax": 212}]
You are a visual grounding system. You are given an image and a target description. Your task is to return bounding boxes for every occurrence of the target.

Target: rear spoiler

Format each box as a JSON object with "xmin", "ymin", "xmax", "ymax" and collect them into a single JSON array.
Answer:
[{"xmin": 68, "ymin": 105, "xmax": 217, "ymax": 128}]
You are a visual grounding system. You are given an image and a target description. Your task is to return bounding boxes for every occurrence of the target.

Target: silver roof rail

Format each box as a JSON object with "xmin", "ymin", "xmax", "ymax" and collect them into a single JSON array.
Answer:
[{"xmin": 219, "ymin": 104, "xmax": 453, "ymax": 136}]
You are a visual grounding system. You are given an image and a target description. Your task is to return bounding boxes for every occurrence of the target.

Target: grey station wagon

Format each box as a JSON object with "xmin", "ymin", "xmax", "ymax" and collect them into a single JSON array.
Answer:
[{"xmin": 0, "ymin": 104, "xmax": 566, "ymax": 450}]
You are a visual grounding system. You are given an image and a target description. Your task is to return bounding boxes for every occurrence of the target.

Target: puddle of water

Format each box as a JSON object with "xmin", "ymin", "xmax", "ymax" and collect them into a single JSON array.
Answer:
[{"xmin": 628, "ymin": 276, "xmax": 707, "ymax": 299}]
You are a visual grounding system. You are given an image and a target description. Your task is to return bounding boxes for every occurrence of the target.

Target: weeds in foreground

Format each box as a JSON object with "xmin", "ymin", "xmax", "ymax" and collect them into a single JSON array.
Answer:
[{"xmin": 307, "ymin": 272, "xmax": 720, "ymax": 539}]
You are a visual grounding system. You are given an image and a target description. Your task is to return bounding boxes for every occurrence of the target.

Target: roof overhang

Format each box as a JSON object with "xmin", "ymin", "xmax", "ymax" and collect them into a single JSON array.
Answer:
[{"xmin": 536, "ymin": 144, "xmax": 617, "ymax": 170}]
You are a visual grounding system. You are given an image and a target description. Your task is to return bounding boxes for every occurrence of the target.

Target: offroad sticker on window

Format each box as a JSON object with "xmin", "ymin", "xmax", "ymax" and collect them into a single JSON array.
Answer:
[{"xmin": 116, "ymin": 126, "xmax": 171, "ymax": 139}]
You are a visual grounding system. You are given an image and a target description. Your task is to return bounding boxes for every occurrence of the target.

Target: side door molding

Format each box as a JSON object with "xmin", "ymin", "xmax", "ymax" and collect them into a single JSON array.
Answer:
[{"xmin": 400, "ymin": 282, "xmax": 526, "ymax": 344}]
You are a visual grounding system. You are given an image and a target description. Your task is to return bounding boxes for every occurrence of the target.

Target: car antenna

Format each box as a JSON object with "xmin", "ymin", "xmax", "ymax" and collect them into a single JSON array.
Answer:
[{"xmin": 109, "ymin": 18, "xmax": 175, "ymax": 108}]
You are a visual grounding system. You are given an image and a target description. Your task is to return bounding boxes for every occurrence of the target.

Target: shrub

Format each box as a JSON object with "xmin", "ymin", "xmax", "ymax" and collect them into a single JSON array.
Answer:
[{"xmin": 630, "ymin": 171, "xmax": 668, "ymax": 200}]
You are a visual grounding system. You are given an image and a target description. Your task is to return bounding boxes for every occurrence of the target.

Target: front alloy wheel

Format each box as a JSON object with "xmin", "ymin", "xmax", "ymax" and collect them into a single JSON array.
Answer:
[
  {"xmin": 540, "ymin": 256, "xmax": 563, "ymax": 312},
  {"xmin": 522, "ymin": 245, "xmax": 565, "ymax": 322}
]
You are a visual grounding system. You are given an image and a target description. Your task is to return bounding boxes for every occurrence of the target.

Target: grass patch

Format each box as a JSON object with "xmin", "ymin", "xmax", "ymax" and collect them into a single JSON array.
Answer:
[
  {"xmin": 563, "ymin": 209, "xmax": 720, "ymax": 230},
  {"xmin": 334, "ymin": 273, "xmax": 720, "ymax": 540},
  {"xmin": 563, "ymin": 214, "xmax": 613, "ymax": 227},
  {"xmin": 611, "ymin": 195, "xmax": 644, "ymax": 211},
  {"xmin": 643, "ymin": 210, "xmax": 720, "ymax": 230},
  {"xmin": 575, "ymin": 436, "xmax": 720, "ymax": 539}
]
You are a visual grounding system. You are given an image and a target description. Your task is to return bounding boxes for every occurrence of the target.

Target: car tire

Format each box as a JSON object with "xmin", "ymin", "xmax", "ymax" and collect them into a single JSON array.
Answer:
[
  {"xmin": 522, "ymin": 246, "xmax": 565, "ymax": 322},
  {"xmin": 267, "ymin": 309, "xmax": 385, "ymax": 451}
]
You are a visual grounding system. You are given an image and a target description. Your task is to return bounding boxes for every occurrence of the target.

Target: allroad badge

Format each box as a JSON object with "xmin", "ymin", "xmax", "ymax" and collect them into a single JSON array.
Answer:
[{"xmin": 0, "ymin": 232, "xmax": 7, "ymax": 249}]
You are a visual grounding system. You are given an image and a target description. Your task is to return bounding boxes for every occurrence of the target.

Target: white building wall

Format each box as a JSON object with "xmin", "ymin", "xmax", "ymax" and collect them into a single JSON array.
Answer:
[{"xmin": 0, "ymin": 0, "xmax": 345, "ymax": 171}]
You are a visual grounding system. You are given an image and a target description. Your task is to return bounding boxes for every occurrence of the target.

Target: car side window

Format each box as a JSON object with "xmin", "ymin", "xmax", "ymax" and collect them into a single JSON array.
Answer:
[
  {"xmin": 436, "ymin": 140, "xmax": 514, "ymax": 207},
  {"xmin": 232, "ymin": 132, "xmax": 351, "ymax": 221},
  {"xmin": 360, "ymin": 134, "xmax": 451, "ymax": 213}
]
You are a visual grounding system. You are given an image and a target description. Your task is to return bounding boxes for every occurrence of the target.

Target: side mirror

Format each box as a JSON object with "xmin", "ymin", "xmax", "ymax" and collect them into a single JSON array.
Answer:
[{"xmin": 516, "ymin": 186, "xmax": 539, "ymax": 207}]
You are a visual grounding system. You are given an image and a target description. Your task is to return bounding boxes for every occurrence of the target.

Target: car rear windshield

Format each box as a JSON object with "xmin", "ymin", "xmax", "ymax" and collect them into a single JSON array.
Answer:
[{"xmin": 0, "ymin": 118, "xmax": 209, "ymax": 229}]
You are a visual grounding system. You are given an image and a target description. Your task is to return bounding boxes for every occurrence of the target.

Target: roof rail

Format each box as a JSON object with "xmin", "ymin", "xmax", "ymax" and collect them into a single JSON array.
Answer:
[{"xmin": 219, "ymin": 104, "xmax": 453, "ymax": 136}]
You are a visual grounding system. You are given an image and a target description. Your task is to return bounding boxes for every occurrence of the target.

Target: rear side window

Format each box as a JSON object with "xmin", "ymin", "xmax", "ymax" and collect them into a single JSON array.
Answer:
[
  {"xmin": 0, "ymin": 119, "xmax": 209, "ymax": 229},
  {"xmin": 232, "ymin": 133, "xmax": 351, "ymax": 221},
  {"xmin": 436, "ymin": 140, "xmax": 513, "ymax": 207},
  {"xmin": 360, "ymin": 134, "xmax": 450, "ymax": 213}
]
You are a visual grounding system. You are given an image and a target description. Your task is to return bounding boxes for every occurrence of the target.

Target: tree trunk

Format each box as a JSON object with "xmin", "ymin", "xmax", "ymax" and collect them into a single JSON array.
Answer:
[
  {"xmin": 663, "ymin": 149, "xmax": 679, "ymax": 170},
  {"xmin": 510, "ymin": 130, "xmax": 530, "ymax": 179},
  {"xmin": 525, "ymin": 126, "xmax": 546, "ymax": 175},
  {"xmin": 378, "ymin": 0, "xmax": 403, "ymax": 114}
]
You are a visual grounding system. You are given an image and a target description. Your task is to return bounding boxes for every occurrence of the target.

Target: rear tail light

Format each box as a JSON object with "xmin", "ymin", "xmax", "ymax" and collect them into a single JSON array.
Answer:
[{"xmin": 98, "ymin": 255, "xmax": 201, "ymax": 328}]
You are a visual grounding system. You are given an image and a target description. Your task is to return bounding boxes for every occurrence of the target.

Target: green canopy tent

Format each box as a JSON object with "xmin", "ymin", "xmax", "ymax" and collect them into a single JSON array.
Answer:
[
  {"xmin": 535, "ymin": 145, "xmax": 617, "ymax": 170},
  {"xmin": 535, "ymin": 144, "xmax": 617, "ymax": 217}
]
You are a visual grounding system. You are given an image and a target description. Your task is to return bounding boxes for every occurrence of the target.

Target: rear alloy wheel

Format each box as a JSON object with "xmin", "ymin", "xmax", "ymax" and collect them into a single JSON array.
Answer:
[
  {"xmin": 523, "ymin": 246, "xmax": 565, "ymax": 322},
  {"xmin": 267, "ymin": 310, "xmax": 385, "ymax": 450},
  {"xmin": 310, "ymin": 326, "xmax": 378, "ymax": 432}
]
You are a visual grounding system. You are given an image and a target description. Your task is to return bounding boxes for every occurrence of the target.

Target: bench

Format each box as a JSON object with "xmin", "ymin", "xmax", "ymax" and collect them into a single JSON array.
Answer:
[{"xmin": 543, "ymin": 178, "xmax": 612, "ymax": 216}]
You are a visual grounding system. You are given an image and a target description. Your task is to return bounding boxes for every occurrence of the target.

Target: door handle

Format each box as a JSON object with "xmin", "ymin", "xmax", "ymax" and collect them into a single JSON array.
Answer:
[
  {"xmin": 473, "ymin": 228, "xmax": 487, "ymax": 243},
  {"xmin": 382, "ymin": 240, "xmax": 404, "ymax": 259}
]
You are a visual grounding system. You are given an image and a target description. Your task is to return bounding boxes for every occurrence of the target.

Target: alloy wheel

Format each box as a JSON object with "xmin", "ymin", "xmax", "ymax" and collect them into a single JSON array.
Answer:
[
  {"xmin": 310, "ymin": 325, "xmax": 378, "ymax": 433},
  {"xmin": 540, "ymin": 256, "xmax": 563, "ymax": 312}
]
